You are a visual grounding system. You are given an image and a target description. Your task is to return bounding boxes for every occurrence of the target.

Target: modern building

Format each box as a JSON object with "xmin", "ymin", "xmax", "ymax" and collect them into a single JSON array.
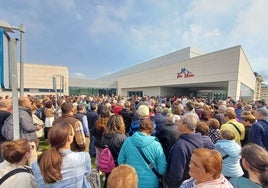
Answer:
[
  {"xmin": 0, "ymin": 63, "xmax": 68, "ymax": 97},
  {"xmin": 0, "ymin": 45, "xmax": 262, "ymax": 102},
  {"xmin": 70, "ymin": 45, "xmax": 257, "ymax": 101},
  {"xmin": 261, "ymin": 84, "xmax": 268, "ymax": 102}
]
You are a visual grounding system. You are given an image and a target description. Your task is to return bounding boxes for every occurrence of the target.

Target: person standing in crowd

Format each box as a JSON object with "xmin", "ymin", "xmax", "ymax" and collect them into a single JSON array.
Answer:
[
  {"xmin": 101, "ymin": 115, "xmax": 127, "ymax": 187},
  {"xmin": 180, "ymin": 148, "xmax": 233, "ymax": 188},
  {"xmin": 76, "ymin": 104, "xmax": 90, "ymax": 152},
  {"xmin": 0, "ymin": 138, "xmax": 38, "ymax": 188},
  {"xmin": 215, "ymin": 129, "xmax": 243, "ymax": 179},
  {"xmin": 87, "ymin": 102, "xmax": 98, "ymax": 157},
  {"xmin": 196, "ymin": 121, "xmax": 214, "ymax": 149},
  {"xmin": 221, "ymin": 109, "xmax": 245, "ymax": 145},
  {"xmin": 129, "ymin": 105, "xmax": 152, "ymax": 136},
  {"xmin": 53, "ymin": 102, "xmax": 86, "ymax": 152},
  {"xmin": 207, "ymin": 118, "xmax": 221, "ymax": 144},
  {"xmin": 164, "ymin": 113, "xmax": 203, "ymax": 187},
  {"xmin": 230, "ymin": 143, "xmax": 268, "ymax": 188},
  {"xmin": 214, "ymin": 104, "xmax": 227, "ymax": 126},
  {"xmin": 44, "ymin": 100, "xmax": 55, "ymax": 139},
  {"xmin": 31, "ymin": 104, "xmax": 44, "ymax": 141},
  {"xmin": 32, "ymin": 122, "xmax": 91, "ymax": 187},
  {"xmin": 241, "ymin": 114, "xmax": 255, "ymax": 146},
  {"xmin": 91, "ymin": 105, "xmax": 111, "ymax": 166},
  {"xmin": 155, "ymin": 113, "xmax": 180, "ymax": 159},
  {"xmin": 107, "ymin": 164, "xmax": 138, "ymax": 188},
  {"xmin": 118, "ymin": 118, "xmax": 167, "ymax": 188},
  {"xmin": 255, "ymin": 99, "xmax": 266, "ymax": 109},
  {"xmin": 18, "ymin": 97, "xmax": 39, "ymax": 147},
  {"xmin": 0, "ymin": 99, "xmax": 12, "ymax": 162},
  {"xmin": 183, "ymin": 101, "xmax": 199, "ymax": 120},
  {"xmin": 152, "ymin": 106, "xmax": 166, "ymax": 131},
  {"xmin": 248, "ymin": 107, "xmax": 268, "ymax": 150},
  {"xmin": 119, "ymin": 101, "xmax": 134, "ymax": 136}
]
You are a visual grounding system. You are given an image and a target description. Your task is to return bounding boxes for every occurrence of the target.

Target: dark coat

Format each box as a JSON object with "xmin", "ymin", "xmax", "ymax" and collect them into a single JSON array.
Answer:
[
  {"xmin": 101, "ymin": 133, "xmax": 127, "ymax": 165},
  {"xmin": 165, "ymin": 133, "xmax": 203, "ymax": 187},
  {"xmin": 155, "ymin": 123, "xmax": 179, "ymax": 159}
]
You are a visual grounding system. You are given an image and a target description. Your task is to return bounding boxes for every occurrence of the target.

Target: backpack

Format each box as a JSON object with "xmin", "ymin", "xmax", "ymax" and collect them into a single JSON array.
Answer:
[
  {"xmin": 97, "ymin": 146, "xmax": 115, "ymax": 173},
  {"xmin": 1, "ymin": 114, "xmax": 14, "ymax": 141}
]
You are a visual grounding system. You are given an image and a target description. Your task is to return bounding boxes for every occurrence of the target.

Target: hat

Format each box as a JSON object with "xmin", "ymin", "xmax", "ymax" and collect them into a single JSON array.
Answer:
[{"xmin": 138, "ymin": 105, "xmax": 149, "ymax": 117}]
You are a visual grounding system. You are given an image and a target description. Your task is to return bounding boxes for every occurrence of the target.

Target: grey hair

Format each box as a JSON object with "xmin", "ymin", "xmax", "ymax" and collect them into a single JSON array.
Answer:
[
  {"xmin": 165, "ymin": 113, "xmax": 175, "ymax": 124},
  {"xmin": 155, "ymin": 106, "xmax": 163, "ymax": 113},
  {"xmin": 255, "ymin": 108, "xmax": 268, "ymax": 118},
  {"xmin": 181, "ymin": 113, "xmax": 198, "ymax": 131}
]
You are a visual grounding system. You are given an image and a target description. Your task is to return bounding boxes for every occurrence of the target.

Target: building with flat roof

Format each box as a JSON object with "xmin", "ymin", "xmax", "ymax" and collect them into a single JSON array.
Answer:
[
  {"xmin": 70, "ymin": 45, "xmax": 257, "ymax": 101},
  {"xmin": 0, "ymin": 63, "xmax": 68, "ymax": 97},
  {"xmin": 0, "ymin": 45, "xmax": 261, "ymax": 102}
]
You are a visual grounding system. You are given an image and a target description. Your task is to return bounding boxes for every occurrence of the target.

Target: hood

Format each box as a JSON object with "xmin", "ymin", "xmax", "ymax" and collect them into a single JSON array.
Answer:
[
  {"xmin": 180, "ymin": 133, "xmax": 204, "ymax": 147},
  {"xmin": 130, "ymin": 131, "xmax": 156, "ymax": 148},
  {"xmin": 216, "ymin": 140, "xmax": 241, "ymax": 157}
]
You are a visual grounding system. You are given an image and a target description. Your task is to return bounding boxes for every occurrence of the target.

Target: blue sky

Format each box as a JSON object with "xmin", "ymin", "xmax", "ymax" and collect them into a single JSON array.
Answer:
[{"xmin": 0, "ymin": 0, "xmax": 267, "ymax": 83}]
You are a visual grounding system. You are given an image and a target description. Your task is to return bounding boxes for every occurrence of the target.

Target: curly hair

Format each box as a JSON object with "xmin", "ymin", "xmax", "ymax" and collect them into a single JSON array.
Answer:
[{"xmin": 104, "ymin": 115, "xmax": 125, "ymax": 135}]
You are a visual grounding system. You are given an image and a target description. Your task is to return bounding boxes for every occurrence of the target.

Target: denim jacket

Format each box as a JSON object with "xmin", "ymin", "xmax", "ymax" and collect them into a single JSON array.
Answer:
[{"xmin": 32, "ymin": 149, "xmax": 91, "ymax": 188}]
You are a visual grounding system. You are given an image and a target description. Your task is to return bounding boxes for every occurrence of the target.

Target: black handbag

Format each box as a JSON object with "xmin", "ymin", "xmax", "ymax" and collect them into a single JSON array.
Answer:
[{"xmin": 136, "ymin": 146, "xmax": 165, "ymax": 188}]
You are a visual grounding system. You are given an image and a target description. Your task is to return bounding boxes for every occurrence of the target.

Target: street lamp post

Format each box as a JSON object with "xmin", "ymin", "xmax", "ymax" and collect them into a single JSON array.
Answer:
[
  {"xmin": 52, "ymin": 75, "xmax": 64, "ymax": 108},
  {"xmin": 0, "ymin": 20, "xmax": 25, "ymax": 97},
  {"xmin": 0, "ymin": 20, "xmax": 24, "ymax": 140}
]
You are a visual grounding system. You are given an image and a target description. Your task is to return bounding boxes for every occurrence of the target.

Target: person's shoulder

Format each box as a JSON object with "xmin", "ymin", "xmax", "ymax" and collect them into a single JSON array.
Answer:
[{"xmin": 230, "ymin": 177, "xmax": 262, "ymax": 188}]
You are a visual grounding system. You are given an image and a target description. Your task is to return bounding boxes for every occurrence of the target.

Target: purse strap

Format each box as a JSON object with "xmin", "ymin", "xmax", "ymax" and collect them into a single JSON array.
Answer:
[
  {"xmin": 0, "ymin": 167, "xmax": 31, "ymax": 185},
  {"xmin": 136, "ymin": 146, "xmax": 161, "ymax": 178},
  {"xmin": 229, "ymin": 122, "xmax": 241, "ymax": 136}
]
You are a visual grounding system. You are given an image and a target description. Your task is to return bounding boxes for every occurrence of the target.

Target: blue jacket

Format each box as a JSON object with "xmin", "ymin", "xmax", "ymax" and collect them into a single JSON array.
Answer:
[
  {"xmin": 215, "ymin": 139, "xmax": 243, "ymax": 177},
  {"xmin": 165, "ymin": 133, "xmax": 203, "ymax": 187},
  {"xmin": 118, "ymin": 131, "xmax": 167, "ymax": 188},
  {"xmin": 32, "ymin": 150, "xmax": 91, "ymax": 188},
  {"xmin": 248, "ymin": 119, "xmax": 268, "ymax": 150},
  {"xmin": 230, "ymin": 176, "xmax": 262, "ymax": 188}
]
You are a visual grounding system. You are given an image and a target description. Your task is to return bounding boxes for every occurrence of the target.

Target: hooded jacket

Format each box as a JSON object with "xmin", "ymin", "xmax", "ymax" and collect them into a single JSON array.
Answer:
[
  {"xmin": 214, "ymin": 139, "xmax": 243, "ymax": 178},
  {"xmin": 118, "ymin": 131, "xmax": 167, "ymax": 188},
  {"xmin": 165, "ymin": 133, "xmax": 203, "ymax": 187}
]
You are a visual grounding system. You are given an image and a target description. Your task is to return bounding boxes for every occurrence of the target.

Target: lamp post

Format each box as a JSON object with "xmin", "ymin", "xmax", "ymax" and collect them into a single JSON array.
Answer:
[
  {"xmin": 0, "ymin": 20, "xmax": 25, "ymax": 97},
  {"xmin": 0, "ymin": 20, "xmax": 23, "ymax": 140},
  {"xmin": 52, "ymin": 75, "xmax": 64, "ymax": 108}
]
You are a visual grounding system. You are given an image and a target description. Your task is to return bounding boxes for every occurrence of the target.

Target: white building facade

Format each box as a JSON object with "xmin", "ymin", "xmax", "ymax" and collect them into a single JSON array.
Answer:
[{"xmin": 79, "ymin": 45, "xmax": 255, "ymax": 101}]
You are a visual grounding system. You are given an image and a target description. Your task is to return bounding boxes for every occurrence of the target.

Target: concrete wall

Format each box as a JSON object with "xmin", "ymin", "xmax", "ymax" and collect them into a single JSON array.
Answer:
[{"xmin": 116, "ymin": 46, "xmax": 255, "ymax": 99}]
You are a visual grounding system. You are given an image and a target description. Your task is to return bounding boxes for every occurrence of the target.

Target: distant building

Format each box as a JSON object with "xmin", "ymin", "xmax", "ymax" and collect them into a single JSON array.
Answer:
[
  {"xmin": 0, "ymin": 63, "xmax": 68, "ymax": 96},
  {"xmin": 254, "ymin": 72, "xmax": 264, "ymax": 100},
  {"xmin": 70, "ymin": 45, "xmax": 257, "ymax": 101},
  {"xmin": 261, "ymin": 84, "xmax": 268, "ymax": 102},
  {"xmin": 0, "ymin": 45, "xmax": 264, "ymax": 102}
]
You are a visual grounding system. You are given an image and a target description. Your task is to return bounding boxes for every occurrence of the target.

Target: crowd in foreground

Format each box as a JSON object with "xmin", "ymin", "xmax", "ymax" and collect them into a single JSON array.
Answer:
[{"xmin": 0, "ymin": 94, "xmax": 267, "ymax": 188}]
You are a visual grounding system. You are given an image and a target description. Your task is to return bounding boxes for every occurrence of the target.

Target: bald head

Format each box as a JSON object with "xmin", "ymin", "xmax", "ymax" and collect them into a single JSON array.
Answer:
[
  {"xmin": 18, "ymin": 97, "xmax": 32, "ymax": 109},
  {"xmin": 0, "ymin": 99, "xmax": 12, "ymax": 111}
]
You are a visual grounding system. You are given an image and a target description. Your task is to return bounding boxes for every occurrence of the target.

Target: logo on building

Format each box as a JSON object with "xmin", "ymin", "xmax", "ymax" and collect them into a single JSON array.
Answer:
[{"xmin": 177, "ymin": 68, "xmax": 194, "ymax": 78}]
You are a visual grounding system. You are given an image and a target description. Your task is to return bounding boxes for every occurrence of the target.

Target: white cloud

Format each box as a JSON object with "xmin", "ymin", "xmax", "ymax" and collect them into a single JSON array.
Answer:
[{"xmin": 70, "ymin": 72, "xmax": 89, "ymax": 79}]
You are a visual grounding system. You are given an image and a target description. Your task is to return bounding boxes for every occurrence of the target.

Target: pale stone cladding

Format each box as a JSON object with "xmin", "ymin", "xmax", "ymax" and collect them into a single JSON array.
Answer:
[
  {"xmin": 22, "ymin": 64, "xmax": 69, "ymax": 95},
  {"xmin": 117, "ymin": 45, "xmax": 255, "ymax": 100}
]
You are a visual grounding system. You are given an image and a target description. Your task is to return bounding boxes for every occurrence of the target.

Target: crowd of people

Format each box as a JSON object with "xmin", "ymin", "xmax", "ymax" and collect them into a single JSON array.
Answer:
[{"xmin": 0, "ymin": 94, "xmax": 268, "ymax": 188}]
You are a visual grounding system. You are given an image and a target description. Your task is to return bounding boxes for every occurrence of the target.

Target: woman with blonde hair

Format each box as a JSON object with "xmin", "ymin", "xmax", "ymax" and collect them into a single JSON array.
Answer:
[
  {"xmin": 32, "ymin": 121, "xmax": 91, "ymax": 187},
  {"xmin": 107, "ymin": 164, "xmax": 138, "ymax": 188},
  {"xmin": 0, "ymin": 138, "xmax": 38, "ymax": 188},
  {"xmin": 180, "ymin": 148, "xmax": 233, "ymax": 187}
]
